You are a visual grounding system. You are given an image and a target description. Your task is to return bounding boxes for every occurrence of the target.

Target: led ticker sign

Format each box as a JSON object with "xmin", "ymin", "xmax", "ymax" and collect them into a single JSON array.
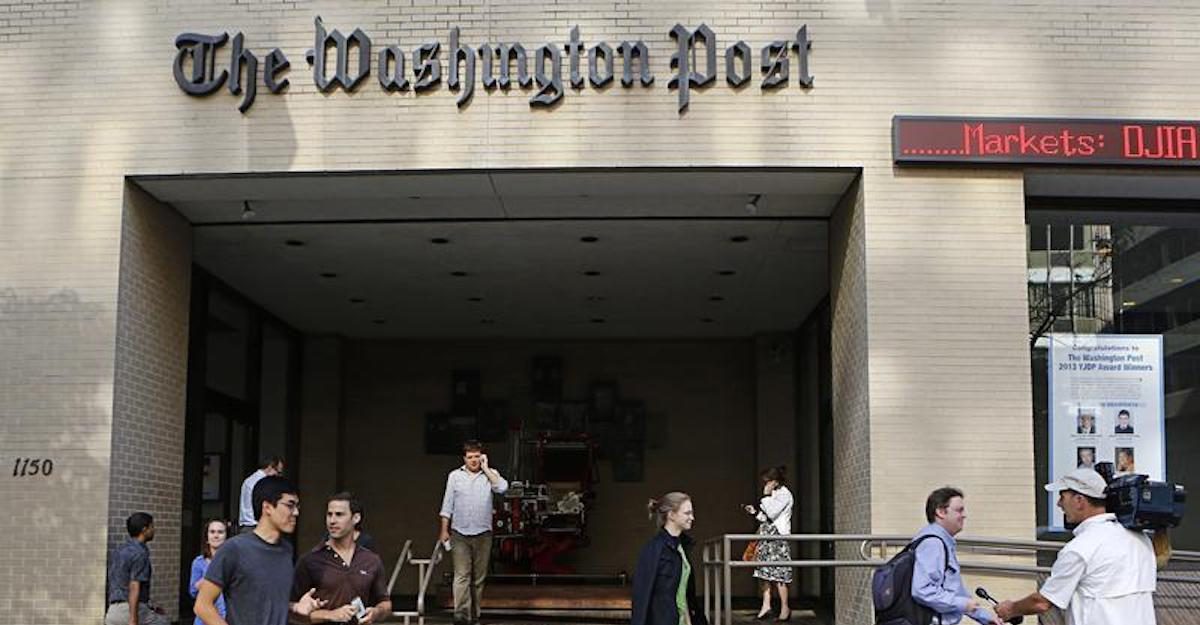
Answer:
[{"xmin": 893, "ymin": 116, "xmax": 1200, "ymax": 166}]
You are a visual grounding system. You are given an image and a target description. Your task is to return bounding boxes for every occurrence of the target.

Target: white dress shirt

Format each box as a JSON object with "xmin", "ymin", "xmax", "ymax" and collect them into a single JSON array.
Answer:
[
  {"xmin": 238, "ymin": 469, "xmax": 267, "ymax": 527},
  {"xmin": 439, "ymin": 466, "xmax": 508, "ymax": 536}
]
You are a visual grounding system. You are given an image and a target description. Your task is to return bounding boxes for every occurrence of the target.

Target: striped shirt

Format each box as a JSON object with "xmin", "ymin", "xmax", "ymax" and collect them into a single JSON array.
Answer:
[{"xmin": 439, "ymin": 466, "xmax": 508, "ymax": 536}]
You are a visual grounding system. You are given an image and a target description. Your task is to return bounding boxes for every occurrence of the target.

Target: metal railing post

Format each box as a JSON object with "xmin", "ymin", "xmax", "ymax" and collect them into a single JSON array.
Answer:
[
  {"xmin": 703, "ymin": 542, "xmax": 712, "ymax": 623},
  {"xmin": 723, "ymin": 535, "xmax": 732, "ymax": 625}
]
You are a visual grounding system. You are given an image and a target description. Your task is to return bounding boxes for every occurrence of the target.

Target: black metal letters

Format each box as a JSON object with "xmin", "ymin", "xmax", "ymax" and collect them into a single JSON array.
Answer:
[
  {"xmin": 413, "ymin": 43, "xmax": 441, "ymax": 92},
  {"xmin": 264, "ymin": 48, "xmax": 290, "ymax": 94},
  {"xmin": 306, "ymin": 16, "xmax": 371, "ymax": 92},
  {"xmin": 566, "ymin": 26, "xmax": 584, "ymax": 89},
  {"xmin": 589, "ymin": 42, "xmax": 614, "ymax": 88},
  {"xmin": 448, "ymin": 28, "xmax": 475, "ymax": 107},
  {"xmin": 532, "ymin": 44, "xmax": 563, "ymax": 107},
  {"xmin": 669, "ymin": 23, "xmax": 717, "ymax": 112},
  {"xmin": 617, "ymin": 40, "xmax": 654, "ymax": 87},
  {"xmin": 172, "ymin": 22, "xmax": 814, "ymax": 113},
  {"xmin": 228, "ymin": 33, "xmax": 258, "ymax": 113},
  {"xmin": 378, "ymin": 45, "xmax": 409, "ymax": 92},
  {"xmin": 725, "ymin": 41, "xmax": 751, "ymax": 87},
  {"xmin": 173, "ymin": 32, "xmax": 228, "ymax": 95}
]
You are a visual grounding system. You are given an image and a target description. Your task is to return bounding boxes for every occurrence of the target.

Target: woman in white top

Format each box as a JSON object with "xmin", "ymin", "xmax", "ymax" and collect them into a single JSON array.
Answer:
[{"xmin": 742, "ymin": 465, "xmax": 794, "ymax": 621}]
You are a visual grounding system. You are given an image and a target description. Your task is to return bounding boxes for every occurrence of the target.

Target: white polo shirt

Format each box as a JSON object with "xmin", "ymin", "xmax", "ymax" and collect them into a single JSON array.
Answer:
[{"xmin": 1039, "ymin": 513, "xmax": 1156, "ymax": 625}]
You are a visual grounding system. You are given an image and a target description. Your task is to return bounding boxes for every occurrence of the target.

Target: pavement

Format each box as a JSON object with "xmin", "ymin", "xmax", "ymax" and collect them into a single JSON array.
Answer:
[{"xmin": 411, "ymin": 609, "xmax": 822, "ymax": 624}]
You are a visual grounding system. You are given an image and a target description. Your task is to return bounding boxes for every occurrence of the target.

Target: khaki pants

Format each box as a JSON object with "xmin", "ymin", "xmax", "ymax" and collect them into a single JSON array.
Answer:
[
  {"xmin": 104, "ymin": 602, "xmax": 169, "ymax": 625},
  {"xmin": 450, "ymin": 530, "xmax": 492, "ymax": 624}
]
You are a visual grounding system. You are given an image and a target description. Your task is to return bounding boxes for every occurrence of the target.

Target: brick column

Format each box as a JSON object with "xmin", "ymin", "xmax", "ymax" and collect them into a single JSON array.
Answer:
[{"xmin": 107, "ymin": 182, "xmax": 193, "ymax": 620}]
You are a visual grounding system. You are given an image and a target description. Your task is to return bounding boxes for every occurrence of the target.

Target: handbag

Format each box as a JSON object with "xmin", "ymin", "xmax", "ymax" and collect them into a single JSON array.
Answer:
[{"xmin": 742, "ymin": 540, "xmax": 759, "ymax": 561}]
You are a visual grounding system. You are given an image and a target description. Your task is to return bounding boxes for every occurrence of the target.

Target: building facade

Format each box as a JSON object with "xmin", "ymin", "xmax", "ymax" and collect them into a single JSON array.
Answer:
[{"xmin": 1, "ymin": 2, "xmax": 1198, "ymax": 624}]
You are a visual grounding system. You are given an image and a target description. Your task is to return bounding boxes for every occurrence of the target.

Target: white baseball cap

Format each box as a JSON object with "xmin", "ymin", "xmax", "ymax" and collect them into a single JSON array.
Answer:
[{"xmin": 1044, "ymin": 467, "xmax": 1108, "ymax": 499}]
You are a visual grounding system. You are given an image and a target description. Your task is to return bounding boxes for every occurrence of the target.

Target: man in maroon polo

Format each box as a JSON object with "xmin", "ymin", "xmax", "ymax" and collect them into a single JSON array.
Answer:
[{"xmin": 292, "ymin": 492, "xmax": 391, "ymax": 624}]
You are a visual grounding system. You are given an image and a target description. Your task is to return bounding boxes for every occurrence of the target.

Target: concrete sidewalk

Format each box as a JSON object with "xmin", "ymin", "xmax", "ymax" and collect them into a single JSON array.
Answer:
[{"xmin": 414, "ymin": 609, "xmax": 821, "ymax": 624}]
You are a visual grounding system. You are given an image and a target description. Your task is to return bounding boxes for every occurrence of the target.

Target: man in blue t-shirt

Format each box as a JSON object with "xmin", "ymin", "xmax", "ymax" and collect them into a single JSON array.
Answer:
[{"xmin": 194, "ymin": 476, "xmax": 323, "ymax": 625}]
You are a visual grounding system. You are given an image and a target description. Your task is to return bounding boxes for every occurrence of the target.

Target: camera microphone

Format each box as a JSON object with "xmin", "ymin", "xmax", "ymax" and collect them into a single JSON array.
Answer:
[{"xmin": 975, "ymin": 587, "xmax": 1022, "ymax": 624}]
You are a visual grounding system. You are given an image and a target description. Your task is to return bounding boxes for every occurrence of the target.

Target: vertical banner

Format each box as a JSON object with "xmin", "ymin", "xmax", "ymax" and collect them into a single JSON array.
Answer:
[{"xmin": 1048, "ymin": 334, "xmax": 1165, "ymax": 529}]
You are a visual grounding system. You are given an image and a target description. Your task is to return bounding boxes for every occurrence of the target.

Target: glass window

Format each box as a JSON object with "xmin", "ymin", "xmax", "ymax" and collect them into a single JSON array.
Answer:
[{"xmin": 1027, "ymin": 213, "xmax": 1200, "ymax": 550}]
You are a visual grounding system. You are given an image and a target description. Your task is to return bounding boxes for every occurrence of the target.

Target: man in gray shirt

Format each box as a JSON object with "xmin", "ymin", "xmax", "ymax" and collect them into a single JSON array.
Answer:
[
  {"xmin": 195, "ymin": 476, "xmax": 322, "ymax": 625},
  {"xmin": 439, "ymin": 439, "xmax": 508, "ymax": 625}
]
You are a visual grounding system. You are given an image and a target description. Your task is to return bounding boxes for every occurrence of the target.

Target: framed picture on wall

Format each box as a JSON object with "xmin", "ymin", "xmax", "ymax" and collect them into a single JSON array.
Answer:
[
  {"xmin": 426, "ymin": 412, "xmax": 478, "ymax": 454},
  {"xmin": 611, "ymin": 440, "xmax": 645, "ymax": 482},
  {"xmin": 202, "ymin": 453, "xmax": 222, "ymax": 501},
  {"xmin": 478, "ymin": 400, "xmax": 508, "ymax": 442}
]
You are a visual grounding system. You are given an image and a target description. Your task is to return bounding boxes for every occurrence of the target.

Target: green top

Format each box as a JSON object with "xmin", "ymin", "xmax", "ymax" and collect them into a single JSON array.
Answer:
[{"xmin": 676, "ymin": 543, "xmax": 691, "ymax": 625}]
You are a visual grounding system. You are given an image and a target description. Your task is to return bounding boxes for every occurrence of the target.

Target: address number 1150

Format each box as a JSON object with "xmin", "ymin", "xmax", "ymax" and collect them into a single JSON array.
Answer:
[{"xmin": 12, "ymin": 457, "xmax": 54, "ymax": 477}]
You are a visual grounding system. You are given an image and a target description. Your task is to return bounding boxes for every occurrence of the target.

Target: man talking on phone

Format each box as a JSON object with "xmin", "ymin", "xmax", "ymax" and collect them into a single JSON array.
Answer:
[{"xmin": 439, "ymin": 439, "xmax": 509, "ymax": 625}]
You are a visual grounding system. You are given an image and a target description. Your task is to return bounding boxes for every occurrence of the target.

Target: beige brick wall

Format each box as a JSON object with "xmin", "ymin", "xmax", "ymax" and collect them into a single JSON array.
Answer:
[
  {"xmin": 107, "ymin": 183, "xmax": 192, "ymax": 620},
  {"xmin": 6, "ymin": 0, "xmax": 1199, "ymax": 622},
  {"xmin": 829, "ymin": 179, "xmax": 873, "ymax": 625}
]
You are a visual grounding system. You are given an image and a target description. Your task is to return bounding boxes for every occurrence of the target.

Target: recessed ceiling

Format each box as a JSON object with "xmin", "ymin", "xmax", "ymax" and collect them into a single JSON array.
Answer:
[{"xmin": 134, "ymin": 169, "xmax": 854, "ymax": 338}]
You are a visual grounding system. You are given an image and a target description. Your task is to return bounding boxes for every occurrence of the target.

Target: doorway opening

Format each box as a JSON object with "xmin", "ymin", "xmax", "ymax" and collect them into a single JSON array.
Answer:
[{"xmin": 130, "ymin": 167, "xmax": 855, "ymax": 621}]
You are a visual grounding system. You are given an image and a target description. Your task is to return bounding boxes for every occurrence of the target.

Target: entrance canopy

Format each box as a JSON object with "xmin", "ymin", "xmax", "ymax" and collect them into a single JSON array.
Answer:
[{"xmin": 134, "ymin": 168, "xmax": 855, "ymax": 338}]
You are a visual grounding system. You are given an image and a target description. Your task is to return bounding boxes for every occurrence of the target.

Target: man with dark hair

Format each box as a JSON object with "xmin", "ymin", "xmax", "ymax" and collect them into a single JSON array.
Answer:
[
  {"xmin": 996, "ymin": 468, "xmax": 1156, "ymax": 625},
  {"xmin": 439, "ymin": 439, "xmax": 508, "ymax": 625},
  {"xmin": 1115, "ymin": 410, "xmax": 1134, "ymax": 434},
  {"xmin": 238, "ymin": 456, "xmax": 284, "ymax": 533},
  {"xmin": 195, "ymin": 476, "xmax": 323, "ymax": 625},
  {"xmin": 294, "ymin": 492, "xmax": 392, "ymax": 624},
  {"xmin": 910, "ymin": 487, "xmax": 1001, "ymax": 625},
  {"xmin": 319, "ymin": 492, "xmax": 379, "ymax": 553},
  {"xmin": 106, "ymin": 512, "xmax": 168, "ymax": 625}
]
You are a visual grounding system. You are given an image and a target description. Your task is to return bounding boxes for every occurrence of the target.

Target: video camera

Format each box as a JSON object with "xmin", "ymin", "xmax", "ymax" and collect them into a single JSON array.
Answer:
[{"xmin": 1094, "ymin": 461, "xmax": 1186, "ymax": 531}]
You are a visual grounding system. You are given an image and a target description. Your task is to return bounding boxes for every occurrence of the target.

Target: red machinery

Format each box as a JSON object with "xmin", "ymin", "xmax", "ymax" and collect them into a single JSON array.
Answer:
[{"xmin": 493, "ymin": 433, "xmax": 596, "ymax": 574}]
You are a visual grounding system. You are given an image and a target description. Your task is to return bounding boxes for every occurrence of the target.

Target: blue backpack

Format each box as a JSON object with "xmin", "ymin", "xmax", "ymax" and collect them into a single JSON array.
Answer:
[{"xmin": 872, "ymin": 534, "xmax": 949, "ymax": 625}]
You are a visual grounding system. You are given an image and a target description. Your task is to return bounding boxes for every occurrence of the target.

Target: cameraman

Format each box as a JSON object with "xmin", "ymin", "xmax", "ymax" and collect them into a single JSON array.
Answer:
[{"xmin": 995, "ymin": 467, "xmax": 1156, "ymax": 625}]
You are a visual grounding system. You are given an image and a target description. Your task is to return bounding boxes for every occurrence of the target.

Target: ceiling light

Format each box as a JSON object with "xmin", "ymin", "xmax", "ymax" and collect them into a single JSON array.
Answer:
[
  {"xmin": 590, "ymin": 318, "xmax": 606, "ymax": 324},
  {"xmin": 1122, "ymin": 300, "xmax": 1137, "ymax": 307},
  {"xmin": 729, "ymin": 235, "xmax": 749, "ymax": 243},
  {"xmin": 241, "ymin": 200, "xmax": 256, "ymax": 220},
  {"xmin": 744, "ymin": 193, "xmax": 761, "ymax": 214},
  {"xmin": 584, "ymin": 270, "xmax": 601, "ymax": 277},
  {"xmin": 349, "ymin": 298, "xmax": 366, "ymax": 304},
  {"xmin": 285, "ymin": 239, "xmax": 305, "ymax": 247},
  {"xmin": 580, "ymin": 236, "xmax": 599, "ymax": 243},
  {"xmin": 319, "ymin": 272, "xmax": 338, "ymax": 278},
  {"xmin": 1169, "ymin": 277, "xmax": 1183, "ymax": 284},
  {"xmin": 717, "ymin": 270, "xmax": 737, "ymax": 276},
  {"xmin": 709, "ymin": 295, "xmax": 725, "ymax": 302},
  {"xmin": 431, "ymin": 237, "xmax": 450, "ymax": 244}
]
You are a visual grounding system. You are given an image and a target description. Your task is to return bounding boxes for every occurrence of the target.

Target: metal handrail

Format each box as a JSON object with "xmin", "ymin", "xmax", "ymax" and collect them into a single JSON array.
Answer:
[
  {"xmin": 700, "ymin": 532, "xmax": 1200, "ymax": 625},
  {"xmin": 386, "ymin": 539, "xmax": 414, "ymax": 597},
  {"xmin": 387, "ymin": 538, "xmax": 447, "ymax": 625}
]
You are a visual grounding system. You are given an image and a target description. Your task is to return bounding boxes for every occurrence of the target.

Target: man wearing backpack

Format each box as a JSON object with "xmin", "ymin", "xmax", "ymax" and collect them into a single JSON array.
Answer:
[{"xmin": 910, "ymin": 487, "xmax": 1002, "ymax": 625}]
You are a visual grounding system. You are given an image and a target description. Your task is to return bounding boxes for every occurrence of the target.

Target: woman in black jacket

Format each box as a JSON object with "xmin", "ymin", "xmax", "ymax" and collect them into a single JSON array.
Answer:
[{"xmin": 631, "ymin": 492, "xmax": 708, "ymax": 625}]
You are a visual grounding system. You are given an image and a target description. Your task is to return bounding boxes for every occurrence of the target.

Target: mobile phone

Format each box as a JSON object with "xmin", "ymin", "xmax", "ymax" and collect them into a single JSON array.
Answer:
[{"xmin": 351, "ymin": 597, "xmax": 368, "ymax": 620}]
